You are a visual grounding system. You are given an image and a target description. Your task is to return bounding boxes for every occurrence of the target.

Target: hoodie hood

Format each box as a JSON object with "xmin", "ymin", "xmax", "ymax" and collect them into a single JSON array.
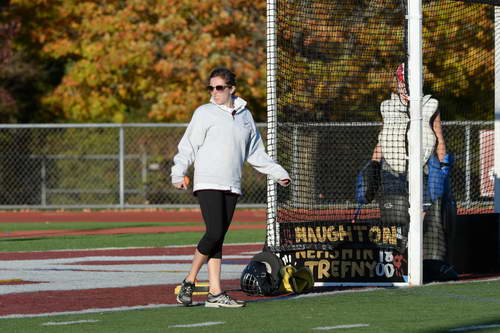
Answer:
[{"xmin": 210, "ymin": 96, "xmax": 247, "ymax": 115}]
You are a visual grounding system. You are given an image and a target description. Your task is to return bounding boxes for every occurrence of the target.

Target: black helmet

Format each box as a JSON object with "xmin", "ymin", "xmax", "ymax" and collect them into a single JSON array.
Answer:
[
  {"xmin": 240, "ymin": 251, "xmax": 284, "ymax": 296},
  {"xmin": 251, "ymin": 251, "xmax": 283, "ymax": 285},
  {"xmin": 240, "ymin": 261, "xmax": 275, "ymax": 296}
]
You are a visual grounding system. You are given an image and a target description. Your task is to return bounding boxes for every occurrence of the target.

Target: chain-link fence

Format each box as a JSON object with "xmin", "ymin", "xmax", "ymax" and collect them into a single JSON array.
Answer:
[
  {"xmin": 280, "ymin": 120, "xmax": 493, "ymax": 213},
  {"xmin": 0, "ymin": 122, "xmax": 493, "ymax": 210},
  {"xmin": 0, "ymin": 124, "xmax": 268, "ymax": 209}
]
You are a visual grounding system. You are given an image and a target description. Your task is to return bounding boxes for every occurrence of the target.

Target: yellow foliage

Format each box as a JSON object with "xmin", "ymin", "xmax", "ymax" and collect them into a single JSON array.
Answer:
[
  {"xmin": 9, "ymin": 0, "xmax": 495, "ymax": 123},
  {"xmin": 12, "ymin": 0, "xmax": 267, "ymax": 122}
]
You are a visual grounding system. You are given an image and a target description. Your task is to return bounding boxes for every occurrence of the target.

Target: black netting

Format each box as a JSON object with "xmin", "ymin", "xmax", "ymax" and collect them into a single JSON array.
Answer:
[{"xmin": 267, "ymin": 0, "xmax": 496, "ymax": 262}]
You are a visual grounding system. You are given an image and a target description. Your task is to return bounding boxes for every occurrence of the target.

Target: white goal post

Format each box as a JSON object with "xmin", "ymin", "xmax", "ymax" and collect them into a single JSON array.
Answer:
[{"xmin": 406, "ymin": 0, "xmax": 424, "ymax": 286}]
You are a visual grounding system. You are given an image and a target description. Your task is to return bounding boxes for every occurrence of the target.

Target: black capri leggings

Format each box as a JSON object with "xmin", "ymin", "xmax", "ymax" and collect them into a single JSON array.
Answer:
[{"xmin": 196, "ymin": 190, "xmax": 239, "ymax": 259}]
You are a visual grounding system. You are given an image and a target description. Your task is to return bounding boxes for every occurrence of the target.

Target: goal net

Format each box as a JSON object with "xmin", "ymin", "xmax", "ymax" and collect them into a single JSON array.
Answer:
[{"xmin": 266, "ymin": 0, "xmax": 498, "ymax": 285}]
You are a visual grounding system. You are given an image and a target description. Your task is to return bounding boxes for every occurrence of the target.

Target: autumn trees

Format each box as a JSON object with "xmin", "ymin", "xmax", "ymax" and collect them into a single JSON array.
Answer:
[
  {"xmin": 276, "ymin": 0, "xmax": 494, "ymax": 122},
  {"xmin": 6, "ymin": 0, "xmax": 267, "ymax": 123},
  {"xmin": 1, "ymin": 1, "xmax": 496, "ymax": 123}
]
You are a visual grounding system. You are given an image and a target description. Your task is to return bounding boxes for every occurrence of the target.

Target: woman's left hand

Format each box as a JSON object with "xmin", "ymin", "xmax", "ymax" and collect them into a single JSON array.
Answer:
[
  {"xmin": 277, "ymin": 178, "xmax": 291, "ymax": 187},
  {"xmin": 173, "ymin": 176, "xmax": 190, "ymax": 190}
]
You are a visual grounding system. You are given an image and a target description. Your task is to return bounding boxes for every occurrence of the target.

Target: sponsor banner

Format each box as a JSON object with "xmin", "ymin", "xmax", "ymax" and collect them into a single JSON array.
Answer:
[{"xmin": 278, "ymin": 221, "xmax": 407, "ymax": 284}]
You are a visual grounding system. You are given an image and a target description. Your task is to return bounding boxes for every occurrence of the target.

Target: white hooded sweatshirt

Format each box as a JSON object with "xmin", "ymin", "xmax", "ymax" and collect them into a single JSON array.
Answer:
[{"xmin": 171, "ymin": 96, "xmax": 290, "ymax": 195}]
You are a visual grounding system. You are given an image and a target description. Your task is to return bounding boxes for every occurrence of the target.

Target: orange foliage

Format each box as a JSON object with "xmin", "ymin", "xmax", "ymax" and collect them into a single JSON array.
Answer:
[{"xmin": 11, "ymin": 0, "xmax": 267, "ymax": 122}]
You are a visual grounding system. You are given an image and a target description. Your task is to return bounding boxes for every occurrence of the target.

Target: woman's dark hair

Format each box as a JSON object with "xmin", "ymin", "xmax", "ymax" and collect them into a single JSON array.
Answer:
[{"xmin": 208, "ymin": 68, "xmax": 236, "ymax": 87}]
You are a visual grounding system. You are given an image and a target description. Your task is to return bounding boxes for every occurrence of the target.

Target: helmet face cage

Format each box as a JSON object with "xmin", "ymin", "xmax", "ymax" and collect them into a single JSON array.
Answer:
[
  {"xmin": 240, "ymin": 272, "xmax": 263, "ymax": 296},
  {"xmin": 240, "ymin": 261, "xmax": 274, "ymax": 296}
]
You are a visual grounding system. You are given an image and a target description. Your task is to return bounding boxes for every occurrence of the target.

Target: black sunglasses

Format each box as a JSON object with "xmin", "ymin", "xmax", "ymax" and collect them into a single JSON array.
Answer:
[{"xmin": 207, "ymin": 85, "xmax": 231, "ymax": 92}]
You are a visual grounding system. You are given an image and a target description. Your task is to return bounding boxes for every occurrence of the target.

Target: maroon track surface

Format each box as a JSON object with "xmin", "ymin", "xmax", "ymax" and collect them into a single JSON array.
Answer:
[
  {"xmin": 0, "ymin": 209, "xmax": 266, "ymax": 238},
  {"xmin": 0, "ymin": 209, "xmax": 266, "ymax": 223},
  {"xmin": 0, "ymin": 244, "xmax": 283, "ymax": 317}
]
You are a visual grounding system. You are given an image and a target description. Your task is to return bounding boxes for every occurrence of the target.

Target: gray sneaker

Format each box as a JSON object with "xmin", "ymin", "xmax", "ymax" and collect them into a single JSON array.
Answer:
[
  {"xmin": 176, "ymin": 280, "xmax": 195, "ymax": 306},
  {"xmin": 205, "ymin": 292, "xmax": 245, "ymax": 308}
]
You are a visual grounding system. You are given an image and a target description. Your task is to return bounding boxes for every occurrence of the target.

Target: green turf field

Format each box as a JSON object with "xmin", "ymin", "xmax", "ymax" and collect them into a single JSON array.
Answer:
[
  {"xmin": 2, "ymin": 219, "xmax": 500, "ymax": 332},
  {"xmin": 3, "ymin": 280, "xmax": 500, "ymax": 332},
  {"xmin": 0, "ymin": 222, "xmax": 202, "ymax": 232},
  {"xmin": 0, "ymin": 227, "xmax": 267, "ymax": 252},
  {"xmin": 0, "ymin": 221, "xmax": 259, "ymax": 232}
]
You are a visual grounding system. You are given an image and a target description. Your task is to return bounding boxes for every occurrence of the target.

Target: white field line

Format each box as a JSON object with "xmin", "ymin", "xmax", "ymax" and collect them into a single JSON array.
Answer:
[
  {"xmin": 0, "ymin": 254, "xmax": 250, "ymax": 295},
  {"xmin": 4, "ymin": 276, "xmax": 500, "ymax": 320},
  {"xmin": 294, "ymin": 275, "xmax": 500, "ymax": 301},
  {"xmin": 3, "ymin": 242, "xmax": 262, "ymax": 253},
  {"xmin": 168, "ymin": 321, "xmax": 225, "ymax": 328},
  {"xmin": 424, "ymin": 276, "xmax": 500, "ymax": 286},
  {"xmin": 449, "ymin": 324, "xmax": 500, "ymax": 332},
  {"xmin": 1, "ymin": 303, "xmax": 188, "ymax": 319},
  {"xmin": 407, "ymin": 289, "xmax": 500, "ymax": 304},
  {"xmin": 312, "ymin": 324, "xmax": 370, "ymax": 330},
  {"xmin": 3, "ymin": 276, "xmax": 500, "ymax": 320},
  {"xmin": 2, "ymin": 244, "xmax": 500, "ymax": 320},
  {"xmin": 41, "ymin": 319, "xmax": 100, "ymax": 326},
  {"xmin": 0, "ymin": 287, "xmax": 382, "ymax": 320}
]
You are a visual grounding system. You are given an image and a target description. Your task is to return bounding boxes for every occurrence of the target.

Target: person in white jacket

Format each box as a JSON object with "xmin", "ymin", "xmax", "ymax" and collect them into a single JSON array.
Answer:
[
  {"xmin": 172, "ymin": 68, "xmax": 291, "ymax": 308},
  {"xmin": 356, "ymin": 64, "xmax": 457, "ymax": 283}
]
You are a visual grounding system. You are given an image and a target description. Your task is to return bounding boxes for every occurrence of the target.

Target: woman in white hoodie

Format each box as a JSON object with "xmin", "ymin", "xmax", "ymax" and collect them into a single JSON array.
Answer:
[{"xmin": 172, "ymin": 68, "xmax": 290, "ymax": 308}]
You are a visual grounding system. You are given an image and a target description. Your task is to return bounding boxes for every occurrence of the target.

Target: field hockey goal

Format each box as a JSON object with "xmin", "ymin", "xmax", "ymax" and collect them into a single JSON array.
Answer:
[{"xmin": 266, "ymin": 0, "xmax": 500, "ymax": 286}]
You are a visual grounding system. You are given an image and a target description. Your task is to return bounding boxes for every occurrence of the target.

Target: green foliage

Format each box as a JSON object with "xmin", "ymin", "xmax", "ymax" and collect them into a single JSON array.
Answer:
[
  {"xmin": 277, "ymin": 1, "xmax": 494, "ymax": 122},
  {"xmin": 423, "ymin": 2, "xmax": 494, "ymax": 121},
  {"xmin": 3, "ymin": 1, "xmax": 496, "ymax": 123},
  {"xmin": 39, "ymin": 128, "xmax": 119, "ymax": 205},
  {"xmin": 10, "ymin": 0, "xmax": 268, "ymax": 123},
  {"xmin": 0, "ymin": 2, "xmax": 65, "ymax": 123}
]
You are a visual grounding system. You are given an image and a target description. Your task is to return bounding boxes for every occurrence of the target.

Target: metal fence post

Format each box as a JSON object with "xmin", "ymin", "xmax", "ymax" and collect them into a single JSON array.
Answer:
[
  {"xmin": 119, "ymin": 126, "xmax": 125, "ymax": 208},
  {"xmin": 465, "ymin": 124, "xmax": 471, "ymax": 207},
  {"xmin": 141, "ymin": 150, "xmax": 148, "ymax": 201},
  {"xmin": 41, "ymin": 157, "xmax": 47, "ymax": 207}
]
